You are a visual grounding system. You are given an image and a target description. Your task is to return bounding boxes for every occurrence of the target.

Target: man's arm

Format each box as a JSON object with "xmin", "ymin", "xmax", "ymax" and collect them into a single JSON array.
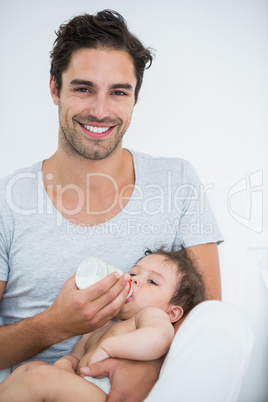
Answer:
[
  {"xmin": 186, "ymin": 243, "xmax": 222, "ymax": 300},
  {"xmin": 83, "ymin": 358, "xmax": 164, "ymax": 402},
  {"xmin": 0, "ymin": 280, "xmax": 6, "ymax": 301},
  {"xmin": 0, "ymin": 273, "xmax": 130, "ymax": 370},
  {"xmin": 173, "ymin": 243, "xmax": 221, "ymax": 333}
]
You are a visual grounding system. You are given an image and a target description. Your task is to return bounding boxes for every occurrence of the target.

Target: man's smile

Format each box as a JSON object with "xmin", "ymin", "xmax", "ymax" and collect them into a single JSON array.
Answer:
[
  {"xmin": 81, "ymin": 124, "xmax": 111, "ymax": 134},
  {"xmin": 78, "ymin": 122, "xmax": 116, "ymax": 139}
]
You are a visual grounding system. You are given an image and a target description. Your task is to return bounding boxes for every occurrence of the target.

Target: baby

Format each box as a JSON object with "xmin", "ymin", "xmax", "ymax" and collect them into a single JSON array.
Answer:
[{"xmin": 0, "ymin": 247, "xmax": 205, "ymax": 401}]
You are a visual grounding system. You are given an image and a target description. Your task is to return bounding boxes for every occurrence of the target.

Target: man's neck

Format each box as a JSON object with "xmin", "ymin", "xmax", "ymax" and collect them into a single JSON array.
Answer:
[
  {"xmin": 44, "ymin": 146, "xmax": 128, "ymax": 186},
  {"xmin": 42, "ymin": 147, "xmax": 135, "ymax": 226}
]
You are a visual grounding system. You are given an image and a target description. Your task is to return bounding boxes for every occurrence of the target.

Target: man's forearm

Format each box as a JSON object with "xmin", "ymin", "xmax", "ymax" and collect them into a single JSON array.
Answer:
[
  {"xmin": 0, "ymin": 272, "xmax": 131, "ymax": 370},
  {"xmin": 0, "ymin": 310, "xmax": 63, "ymax": 370}
]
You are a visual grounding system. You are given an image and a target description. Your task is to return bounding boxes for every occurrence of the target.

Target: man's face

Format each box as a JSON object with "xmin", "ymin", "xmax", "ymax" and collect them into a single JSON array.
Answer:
[
  {"xmin": 50, "ymin": 48, "xmax": 137, "ymax": 160},
  {"xmin": 118, "ymin": 254, "xmax": 179, "ymax": 321}
]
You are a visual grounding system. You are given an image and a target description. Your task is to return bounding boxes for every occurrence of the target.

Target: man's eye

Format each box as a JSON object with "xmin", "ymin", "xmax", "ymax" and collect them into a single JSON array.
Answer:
[
  {"xmin": 148, "ymin": 279, "xmax": 157, "ymax": 285},
  {"xmin": 112, "ymin": 90, "xmax": 127, "ymax": 96},
  {"xmin": 75, "ymin": 88, "xmax": 90, "ymax": 93}
]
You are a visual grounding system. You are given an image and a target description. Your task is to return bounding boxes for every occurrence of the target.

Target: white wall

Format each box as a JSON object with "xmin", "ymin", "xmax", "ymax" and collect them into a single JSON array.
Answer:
[{"xmin": 0, "ymin": 0, "xmax": 267, "ymax": 400}]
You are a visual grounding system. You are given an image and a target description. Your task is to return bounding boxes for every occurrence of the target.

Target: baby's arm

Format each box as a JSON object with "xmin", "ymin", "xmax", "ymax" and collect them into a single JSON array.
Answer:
[
  {"xmin": 89, "ymin": 307, "xmax": 174, "ymax": 364},
  {"xmin": 54, "ymin": 333, "xmax": 91, "ymax": 374}
]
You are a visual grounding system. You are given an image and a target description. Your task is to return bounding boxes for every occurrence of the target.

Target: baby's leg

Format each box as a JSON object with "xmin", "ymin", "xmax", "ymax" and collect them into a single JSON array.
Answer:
[
  {"xmin": 0, "ymin": 361, "xmax": 49, "ymax": 394},
  {"xmin": 0, "ymin": 364, "xmax": 107, "ymax": 402}
]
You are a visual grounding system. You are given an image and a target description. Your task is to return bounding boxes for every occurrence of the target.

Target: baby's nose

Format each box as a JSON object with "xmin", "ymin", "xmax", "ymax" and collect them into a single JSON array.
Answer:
[{"xmin": 131, "ymin": 276, "xmax": 141, "ymax": 285}]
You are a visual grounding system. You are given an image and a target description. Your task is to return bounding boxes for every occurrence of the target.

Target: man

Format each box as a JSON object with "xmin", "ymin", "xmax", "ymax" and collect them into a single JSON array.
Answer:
[{"xmin": 0, "ymin": 10, "xmax": 252, "ymax": 402}]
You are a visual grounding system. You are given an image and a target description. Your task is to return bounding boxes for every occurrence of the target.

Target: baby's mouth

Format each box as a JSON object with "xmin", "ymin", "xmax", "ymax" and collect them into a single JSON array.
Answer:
[{"xmin": 125, "ymin": 281, "xmax": 133, "ymax": 302}]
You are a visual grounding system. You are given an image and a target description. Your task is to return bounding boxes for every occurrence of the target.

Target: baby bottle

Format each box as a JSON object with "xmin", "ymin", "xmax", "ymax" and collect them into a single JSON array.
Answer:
[{"xmin": 75, "ymin": 256, "xmax": 132, "ymax": 298}]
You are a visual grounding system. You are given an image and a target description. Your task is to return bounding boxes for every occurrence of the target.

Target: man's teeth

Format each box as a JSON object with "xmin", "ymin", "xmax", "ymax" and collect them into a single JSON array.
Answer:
[{"xmin": 82, "ymin": 124, "xmax": 111, "ymax": 134}]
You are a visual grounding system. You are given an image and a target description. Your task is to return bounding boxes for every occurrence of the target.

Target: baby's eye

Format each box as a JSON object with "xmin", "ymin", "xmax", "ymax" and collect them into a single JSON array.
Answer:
[
  {"xmin": 130, "ymin": 273, "xmax": 136, "ymax": 277},
  {"xmin": 148, "ymin": 279, "xmax": 158, "ymax": 285}
]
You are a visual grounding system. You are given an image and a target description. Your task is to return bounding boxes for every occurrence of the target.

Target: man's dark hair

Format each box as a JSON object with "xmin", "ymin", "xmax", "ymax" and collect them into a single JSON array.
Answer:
[
  {"xmin": 146, "ymin": 247, "xmax": 206, "ymax": 317},
  {"xmin": 50, "ymin": 9, "xmax": 153, "ymax": 103}
]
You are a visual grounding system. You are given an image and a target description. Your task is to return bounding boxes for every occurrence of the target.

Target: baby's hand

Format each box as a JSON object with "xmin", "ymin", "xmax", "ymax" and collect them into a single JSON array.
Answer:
[
  {"xmin": 53, "ymin": 356, "xmax": 78, "ymax": 374},
  {"xmin": 79, "ymin": 347, "xmax": 110, "ymax": 376},
  {"xmin": 88, "ymin": 346, "xmax": 110, "ymax": 365}
]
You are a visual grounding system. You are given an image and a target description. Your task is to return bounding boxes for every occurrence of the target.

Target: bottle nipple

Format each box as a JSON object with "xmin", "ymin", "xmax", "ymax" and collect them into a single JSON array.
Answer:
[{"xmin": 126, "ymin": 280, "xmax": 133, "ymax": 299}]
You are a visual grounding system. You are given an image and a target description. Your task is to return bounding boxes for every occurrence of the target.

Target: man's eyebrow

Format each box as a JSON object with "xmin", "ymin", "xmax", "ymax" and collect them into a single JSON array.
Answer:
[
  {"xmin": 69, "ymin": 80, "xmax": 133, "ymax": 91},
  {"xmin": 69, "ymin": 79, "xmax": 95, "ymax": 87},
  {"xmin": 110, "ymin": 83, "xmax": 133, "ymax": 91}
]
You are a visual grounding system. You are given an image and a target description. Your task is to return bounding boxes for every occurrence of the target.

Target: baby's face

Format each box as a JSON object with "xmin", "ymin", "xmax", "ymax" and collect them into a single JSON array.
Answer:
[{"xmin": 118, "ymin": 253, "xmax": 179, "ymax": 320}]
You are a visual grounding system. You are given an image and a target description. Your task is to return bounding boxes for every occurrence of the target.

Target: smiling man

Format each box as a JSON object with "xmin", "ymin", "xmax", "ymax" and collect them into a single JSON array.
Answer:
[
  {"xmin": 53, "ymin": 48, "xmax": 136, "ymax": 161},
  {"xmin": 0, "ymin": 9, "xmax": 253, "ymax": 402},
  {"xmin": 45, "ymin": 46, "xmax": 138, "ymax": 225}
]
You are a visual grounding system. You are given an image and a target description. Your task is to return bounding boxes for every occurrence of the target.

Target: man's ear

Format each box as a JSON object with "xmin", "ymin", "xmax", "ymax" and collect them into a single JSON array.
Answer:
[
  {"xmin": 167, "ymin": 305, "xmax": 184, "ymax": 323},
  {"xmin": 49, "ymin": 76, "xmax": 60, "ymax": 106}
]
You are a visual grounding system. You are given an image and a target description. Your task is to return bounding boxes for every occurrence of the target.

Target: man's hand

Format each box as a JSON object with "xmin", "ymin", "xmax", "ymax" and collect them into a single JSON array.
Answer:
[
  {"xmin": 0, "ymin": 272, "xmax": 130, "ymax": 369},
  {"xmin": 81, "ymin": 358, "xmax": 164, "ymax": 402},
  {"xmin": 82, "ymin": 346, "xmax": 110, "ymax": 366},
  {"xmin": 46, "ymin": 272, "xmax": 131, "ymax": 341}
]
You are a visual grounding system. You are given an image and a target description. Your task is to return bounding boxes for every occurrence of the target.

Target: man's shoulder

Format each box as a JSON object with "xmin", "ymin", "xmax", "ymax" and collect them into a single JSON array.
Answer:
[
  {"xmin": 129, "ymin": 149, "xmax": 195, "ymax": 179},
  {"xmin": 130, "ymin": 149, "xmax": 187, "ymax": 164},
  {"xmin": 0, "ymin": 161, "xmax": 43, "ymax": 205},
  {"xmin": 0, "ymin": 161, "xmax": 42, "ymax": 184}
]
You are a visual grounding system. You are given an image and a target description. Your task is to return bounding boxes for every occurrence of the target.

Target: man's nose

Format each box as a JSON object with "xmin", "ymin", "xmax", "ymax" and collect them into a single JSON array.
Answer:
[{"xmin": 89, "ymin": 93, "xmax": 110, "ymax": 120}]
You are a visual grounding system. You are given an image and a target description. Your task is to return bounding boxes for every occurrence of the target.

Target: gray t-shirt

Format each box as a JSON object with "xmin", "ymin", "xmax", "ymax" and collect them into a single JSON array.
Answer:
[{"xmin": 0, "ymin": 150, "xmax": 223, "ymax": 366}]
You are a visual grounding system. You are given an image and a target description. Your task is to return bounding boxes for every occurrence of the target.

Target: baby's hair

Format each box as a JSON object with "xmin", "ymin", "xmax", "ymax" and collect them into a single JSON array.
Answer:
[{"xmin": 145, "ymin": 247, "xmax": 206, "ymax": 316}]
